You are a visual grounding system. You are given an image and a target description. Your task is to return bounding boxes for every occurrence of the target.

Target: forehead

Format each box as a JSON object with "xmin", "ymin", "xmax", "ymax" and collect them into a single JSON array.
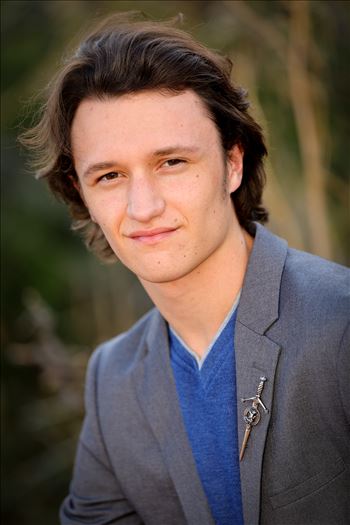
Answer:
[{"xmin": 71, "ymin": 89, "xmax": 220, "ymax": 160}]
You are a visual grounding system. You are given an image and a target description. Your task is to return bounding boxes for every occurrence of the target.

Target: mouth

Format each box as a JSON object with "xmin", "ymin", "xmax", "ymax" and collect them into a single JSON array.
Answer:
[{"xmin": 127, "ymin": 227, "xmax": 179, "ymax": 245}]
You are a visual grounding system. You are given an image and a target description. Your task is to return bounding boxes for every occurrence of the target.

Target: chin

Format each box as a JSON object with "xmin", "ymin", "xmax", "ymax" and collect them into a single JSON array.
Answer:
[
  {"xmin": 137, "ymin": 271, "xmax": 185, "ymax": 285},
  {"xmin": 134, "ymin": 265, "xmax": 195, "ymax": 285}
]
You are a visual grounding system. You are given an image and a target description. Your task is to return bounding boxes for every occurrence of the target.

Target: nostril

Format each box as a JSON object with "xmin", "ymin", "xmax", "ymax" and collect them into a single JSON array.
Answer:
[{"xmin": 127, "ymin": 192, "xmax": 165, "ymax": 222}]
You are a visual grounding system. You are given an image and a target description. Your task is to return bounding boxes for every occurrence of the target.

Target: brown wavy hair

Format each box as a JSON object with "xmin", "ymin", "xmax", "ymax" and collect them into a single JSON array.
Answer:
[{"xmin": 20, "ymin": 12, "xmax": 268, "ymax": 262}]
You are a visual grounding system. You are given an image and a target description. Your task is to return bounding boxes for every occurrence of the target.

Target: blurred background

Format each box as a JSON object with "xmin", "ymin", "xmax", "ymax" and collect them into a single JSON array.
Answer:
[{"xmin": 1, "ymin": 1, "xmax": 349, "ymax": 523}]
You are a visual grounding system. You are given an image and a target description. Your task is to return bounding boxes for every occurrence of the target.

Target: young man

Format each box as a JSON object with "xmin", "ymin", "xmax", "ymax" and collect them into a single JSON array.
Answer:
[{"xmin": 22, "ymin": 14, "xmax": 349, "ymax": 525}]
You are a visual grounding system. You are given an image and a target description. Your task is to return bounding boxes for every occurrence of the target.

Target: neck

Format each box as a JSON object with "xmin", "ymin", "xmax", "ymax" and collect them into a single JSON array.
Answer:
[{"xmin": 140, "ymin": 223, "xmax": 253, "ymax": 358}]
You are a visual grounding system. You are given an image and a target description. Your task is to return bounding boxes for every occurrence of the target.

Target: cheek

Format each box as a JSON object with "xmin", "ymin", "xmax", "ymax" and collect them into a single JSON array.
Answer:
[
  {"xmin": 190, "ymin": 173, "xmax": 227, "ymax": 210},
  {"xmin": 84, "ymin": 193, "xmax": 124, "ymax": 226}
]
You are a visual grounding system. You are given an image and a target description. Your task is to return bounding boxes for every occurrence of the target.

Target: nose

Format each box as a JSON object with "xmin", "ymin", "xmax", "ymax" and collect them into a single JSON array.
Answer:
[{"xmin": 127, "ymin": 174, "xmax": 165, "ymax": 222}]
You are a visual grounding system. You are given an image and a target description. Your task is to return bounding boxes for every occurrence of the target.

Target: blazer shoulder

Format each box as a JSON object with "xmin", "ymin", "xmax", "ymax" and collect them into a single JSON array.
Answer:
[
  {"xmin": 282, "ymin": 247, "xmax": 349, "ymax": 317},
  {"xmin": 88, "ymin": 307, "xmax": 158, "ymax": 381}
]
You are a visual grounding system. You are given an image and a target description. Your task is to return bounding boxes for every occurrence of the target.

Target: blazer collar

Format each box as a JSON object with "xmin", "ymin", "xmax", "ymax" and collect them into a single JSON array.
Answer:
[{"xmin": 237, "ymin": 223, "xmax": 288, "ymax": 334}]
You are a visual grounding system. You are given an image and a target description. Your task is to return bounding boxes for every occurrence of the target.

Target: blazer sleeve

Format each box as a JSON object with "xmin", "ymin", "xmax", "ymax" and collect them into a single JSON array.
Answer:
[
  {"xmin": 337, "ymin": 320, "xmax": 350, "ymax": 426},
  {"xmin": 60, "ymin": 348, "xmax": 143, "ymax": 525}
]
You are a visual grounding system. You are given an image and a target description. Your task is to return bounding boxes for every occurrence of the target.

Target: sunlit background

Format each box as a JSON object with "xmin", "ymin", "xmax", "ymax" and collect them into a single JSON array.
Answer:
[{"xmin": 2, "ymin": 1, "xmax": 349, "ymax": 523}]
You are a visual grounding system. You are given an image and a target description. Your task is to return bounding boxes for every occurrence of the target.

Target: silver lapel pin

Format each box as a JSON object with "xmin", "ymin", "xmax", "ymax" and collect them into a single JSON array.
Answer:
[{"xmin": 240, "ymin": 376, "xmax": 269, "ymax": 461}]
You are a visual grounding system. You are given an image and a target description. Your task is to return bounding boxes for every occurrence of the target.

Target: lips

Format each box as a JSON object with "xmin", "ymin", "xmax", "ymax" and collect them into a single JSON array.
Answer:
[{"xmin": 127, "ymin": 227, "xmax": 178, "ymax": 245}]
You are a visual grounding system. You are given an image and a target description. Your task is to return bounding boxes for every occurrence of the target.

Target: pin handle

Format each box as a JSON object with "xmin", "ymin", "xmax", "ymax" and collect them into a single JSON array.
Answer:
[{"xmin": 256, "ymin": 376, "xmax": 267, "ymax": 397}]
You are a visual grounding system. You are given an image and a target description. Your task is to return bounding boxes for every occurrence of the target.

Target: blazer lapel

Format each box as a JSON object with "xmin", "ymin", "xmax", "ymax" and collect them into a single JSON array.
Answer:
[
  {"xmin": 235, "ymin": 225, "xmax": 288, "ymax": 525},
  {"xmin": 133, "ymin": 310, "xmax": 214, "ymax": 525},
  {"xmin": 235, "ymin": 324, "xmax": 281, "ymax": 525}
]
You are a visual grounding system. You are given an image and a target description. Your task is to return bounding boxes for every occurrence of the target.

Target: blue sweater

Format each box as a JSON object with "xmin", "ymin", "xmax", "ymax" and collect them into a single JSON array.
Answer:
[{"xmin": 169, "ymin": 307, "xmax": 243, "ymax": 525}]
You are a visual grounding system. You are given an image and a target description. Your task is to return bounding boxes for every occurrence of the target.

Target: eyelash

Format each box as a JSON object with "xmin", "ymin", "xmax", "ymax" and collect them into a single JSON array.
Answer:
[
  {"xmin": 98, "ymin": 172, "xmax": 121, "ymax": 182},
  {"xmin": 163, "ymin": 158, "xmax": 185, "ymax": 167}
]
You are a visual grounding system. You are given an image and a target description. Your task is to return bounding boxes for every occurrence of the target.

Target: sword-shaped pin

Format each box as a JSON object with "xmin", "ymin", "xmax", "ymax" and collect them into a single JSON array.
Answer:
[{"xmin": 239, "ymin": 376, "xmax": 268, "ymax": 461}]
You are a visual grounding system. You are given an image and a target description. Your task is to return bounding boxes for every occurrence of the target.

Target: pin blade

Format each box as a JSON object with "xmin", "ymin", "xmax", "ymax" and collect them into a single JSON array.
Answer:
[{"xmin": 239, "ymin": 424, "xmax": 251, "ymax": 461}]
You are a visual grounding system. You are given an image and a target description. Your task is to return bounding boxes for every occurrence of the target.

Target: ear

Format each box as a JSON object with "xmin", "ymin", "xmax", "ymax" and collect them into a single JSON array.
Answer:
[
  {"xmin": 226, "ymin": 144, "xmax": 244, "ymax": 194},
  {"xmin": 69, "ymin": 174, "xmax": 82, "ymax": 195},
  {"xmin": 69, "ymin": 175, "xmax": 97, "ymax": 223}
]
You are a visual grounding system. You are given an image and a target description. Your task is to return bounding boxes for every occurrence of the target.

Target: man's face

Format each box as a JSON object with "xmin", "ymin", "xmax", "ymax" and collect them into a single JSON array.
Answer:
[{"xmin": 71, "ymin": 90, "xmax": 243, "ymax": 284}]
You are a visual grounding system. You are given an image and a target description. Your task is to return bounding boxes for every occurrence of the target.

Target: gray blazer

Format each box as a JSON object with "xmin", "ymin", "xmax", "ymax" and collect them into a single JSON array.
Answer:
[{"xmin": 61, "ymin": 225, "xmax": 350, "ymax": 525}]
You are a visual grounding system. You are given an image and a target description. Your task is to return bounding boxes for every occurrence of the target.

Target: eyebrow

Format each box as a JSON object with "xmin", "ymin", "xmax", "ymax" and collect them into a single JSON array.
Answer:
[
  {"xmin": 152, "ymin": 145, "xmax": 200, "ymax": 157},
  {"xmin": 82, "ymin": 162, "xmax": 117, "ymax": 179},
  {"xmin": 81, "ymin": 145, "xmax": 200, "ymax": 179}
]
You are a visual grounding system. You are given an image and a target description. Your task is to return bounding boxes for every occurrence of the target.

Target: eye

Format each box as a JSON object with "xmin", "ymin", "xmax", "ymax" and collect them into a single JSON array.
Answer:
[
  {"xmin": 162, "ymin": 158, "xmax": 185, "ymax": 168},
  {"xmin": 98, "ymin": 171, "xmax": 122, "ymax": 182}
]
